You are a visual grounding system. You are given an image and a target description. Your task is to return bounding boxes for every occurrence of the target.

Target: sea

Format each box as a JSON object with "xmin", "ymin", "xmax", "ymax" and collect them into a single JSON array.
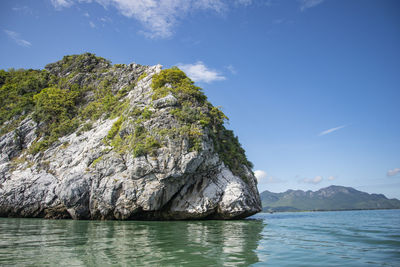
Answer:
[{"xmin": 0, "ymin": 209, "xmax": 399, "ymax": 266}]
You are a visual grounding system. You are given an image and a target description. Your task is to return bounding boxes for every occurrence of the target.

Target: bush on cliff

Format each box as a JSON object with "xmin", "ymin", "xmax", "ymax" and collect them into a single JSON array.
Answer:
[
  {"xmin": 0, "ymin": 69, "xmax": 50, "ymax": 132},
  {"xmin": 151, "ymin": 67, "xmax": 253, "ymax": 180}
]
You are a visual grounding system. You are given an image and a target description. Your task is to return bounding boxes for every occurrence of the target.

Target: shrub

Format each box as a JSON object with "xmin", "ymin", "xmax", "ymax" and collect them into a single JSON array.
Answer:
[
  {"xmin": 82, "ymin": 122, "xmax": 93, "ymax": 132},
  {"xmin": 151, "ymin": 67, "xmax": 252, "ymax": 182},
  {"xmin": 151, "ymin": 67, "xmax": 207, "ymax": 104},
  {"xmin": 33, "ymin": 87, "xmax": 78, "ymax": 123},
  {"xmin": 132, "ymin": 143, "xmax": 146, "ymax": 157},
  {"xmin": 169, "ymin": 104, "xmax": 199, "ymax": 124},
  {"xmin": 142, "ymin": 107, "xmax": 152, "ymax": 119},
  {"xmin": 151, "ymin": 67, "xmax": 186, "ymax": 89},
  {"xmin": 212, "ymin": 128, "xmax": 253, "ymax": 181},
  {"xmin": 80, "ymin": 78, "xmax": 125, "ymax": 120},
  {"xmin": 145, "ymin": 136, "xmax": 160, "ymax": 153},
  {"xmin": 80, "ymin": 101, "xmax": 103, "ymax": 120},
  {"xmin": 27, "ymin": 87, "xmax": 80, "ymax": 153},
  {"xmin": 0, "ymin": 69, "xmax": 50, "ymax": 127},
  {"xmin": 32, "ymin": 87, "xmax": 79, "ymax": 139},
  {"xmin": 137, "ymin": 72, "xmax": 147, "ymax": 82},
  {"xmin": 91, "ymin": 155, "xmax": 103, "ymax": 167},
  {"xmin": 117, "ymin": 86, "xmax": 129, "ymax": 98},
  {"xmin": 29, "ymin": 139, "xmax": 51, "ymax": 154},
  {"xmin": 55, "ymin": 53, "xmax": 111, "ymax": 74},
  {"xmin": 107, "ymin": 116, "xmax": 124, "ymax": 140}
]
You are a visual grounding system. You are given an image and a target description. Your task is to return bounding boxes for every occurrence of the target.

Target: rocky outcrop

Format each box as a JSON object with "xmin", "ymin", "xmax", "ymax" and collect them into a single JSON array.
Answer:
[{"xmin": 0, "ymin": 53, "xmax": 261, "ymax": 220}]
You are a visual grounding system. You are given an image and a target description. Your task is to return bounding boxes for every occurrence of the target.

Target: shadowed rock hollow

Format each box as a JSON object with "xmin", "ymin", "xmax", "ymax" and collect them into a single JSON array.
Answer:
[{"xmin": 0, "ymin": 53, "xmax": 261, "ymax": 220}]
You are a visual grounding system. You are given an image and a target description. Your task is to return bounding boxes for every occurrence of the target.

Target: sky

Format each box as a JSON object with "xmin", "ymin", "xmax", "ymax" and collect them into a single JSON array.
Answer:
[{"xmin": 1, "ymin": 0, "xmax": 399, "ymax": 198}]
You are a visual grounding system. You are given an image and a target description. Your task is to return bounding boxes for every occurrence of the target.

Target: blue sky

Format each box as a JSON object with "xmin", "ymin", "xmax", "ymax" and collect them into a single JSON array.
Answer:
[{"xmin": 1, "ymin": 0, "xmax": 399, "ymax": 198}]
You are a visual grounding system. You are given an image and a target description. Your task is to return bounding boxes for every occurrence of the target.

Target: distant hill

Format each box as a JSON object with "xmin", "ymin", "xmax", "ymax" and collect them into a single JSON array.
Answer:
[{"xmin": 260, "ymin": 185, "xmax": 400, "ymax": 212}]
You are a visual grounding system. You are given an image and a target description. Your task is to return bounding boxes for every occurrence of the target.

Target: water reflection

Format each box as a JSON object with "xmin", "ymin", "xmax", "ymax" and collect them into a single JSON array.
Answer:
[{"xmin": 0, "ymin": 218, "xmax": 264, "ymax": 266}]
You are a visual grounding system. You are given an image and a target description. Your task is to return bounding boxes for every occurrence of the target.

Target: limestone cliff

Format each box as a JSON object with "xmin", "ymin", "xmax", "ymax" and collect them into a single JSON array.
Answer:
[{"xmin": 0, "ymin": 53, "xmax": 261, "ymax": 220}]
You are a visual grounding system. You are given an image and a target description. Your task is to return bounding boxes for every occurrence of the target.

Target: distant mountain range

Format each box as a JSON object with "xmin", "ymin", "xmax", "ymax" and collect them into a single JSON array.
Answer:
[{"xmin": 260, "ymin": 185, "xmax": 400, "ymax": 212}]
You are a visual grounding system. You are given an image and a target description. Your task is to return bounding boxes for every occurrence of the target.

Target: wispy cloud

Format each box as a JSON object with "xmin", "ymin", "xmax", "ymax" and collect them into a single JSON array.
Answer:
[
  {"xmin": 300, "ymin": 176, "xmax": 323, "ymax": 184},
  {"xmin": 225, "ymin": 64, "xmax": 237, "ymax": 74},
  {"xmin": 83, "ymin": 12, "xmax": 90, "ymax": 17},
  {"xmin": 89, "ymin": 21, "xmax": 96, "ymax": 28},
  {"xmin": 51, "ymin": 0, "xmax": 73, "ymax": 10},
  {"xmin": 234, "ymin": 0, "xmax": 252, "ymax": 6},
  {"xmin": 254, "ymin": 170, "xmax": 267, "ymax": 181},
  {"xmin": 4, "ymin": 30, "xmax": 31, "ymax": 47},
  {"xmin": 177, "ymin": 61, "xmax": 226, "ymax": 83},
  {"xmin": 299, "ymin": 0, "xmax": 324, "ymax": 11},
  {"xmin": 273, "ymin": 18, "xmax": 285, "ymax": 24},
  {"xmin": 264, "ymin": 176, "xmax": 285, "ymax": 183},
  {"xmin": 254, "ymin": 170, "xmax": 285, "ymax": 184},
  {"xmin": 101, "ymin": 0, "xmax": 227, "ymax": 38},
  {"xmin": 100, "ymin": 17, "xmax": 112, "ymax": 23},
  {"xmin": 318, "ymin": 125, "xmax": 347, "ymax": 136},
  {"xmin": 12, "ymin": 6, "xmax": 33, "ymax": 14},
  {"xmin": 49, "ymin": 0, "xmax": 253, "ymax": 38},
  {"xmin": 387, "ymin": 168, "xmax": 400, "ymax": 177},
  {"xmin": 328, "ymin": 176, "xmax": 336, "ymax": 181}
]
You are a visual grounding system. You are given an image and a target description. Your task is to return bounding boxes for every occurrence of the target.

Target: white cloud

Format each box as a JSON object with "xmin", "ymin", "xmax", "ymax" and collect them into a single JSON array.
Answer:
[
  {"xmin": 328, "ymin": 176, "xmax": 336, "ymax": 181},
  {"xmin": 177, "ymin": 61, "xmax": 226, "ymax": 83},
  {"xmin": 51, "ymin": 0, "xmax": 74, "ymax": 9},
  {"xmin": 254, "ymin": 170, "xmax": 285, "ymax": 184},
  {"xmin": 84, "ymin": 0, "xmax": 225, "ymax": 38},
  {"xmin": 264, "ymin": 176, "xmax": 285, "ymax": 184},
  {"xmin": 273, "ymin": 18, "xmax": 285, "ymax": 24},
  {"xmin": 254, "ymin": 170, "xmax": 267, "ymax": 181},
  {"xmin": 49, "ymin": 0, "xmax": 253, "ymax": 38},
  {"xmin": 12, "ymin": 6, "xmax": 32, "ymax": 14},
  {"xmin": 4, "ymin": 30, "xmax": 31, "ymax": 47},
  {"xmin": 84, "ymin": 12, "xmax": 90, "ymax": 17},
  {"xmin": 387, "ymin": 168, "xmax": 400, "ymax": 177},
  {"xmin": 301, "ymin": 176, "xmax": 323, "ymax": 184},
  {"xmin": 89, "ymin": 21, "xmax": 96, "ymax": 28},
  {"xmin": 225, "ymin": 64, "xmax": 237, "ymax": 74},
  {"xmin": 100, "ymin": 17, "xmax": 112, "ymax": 22},
  {"xmin": 234, "ymin": 0, "xmax": 252, "ymax": 6},
  {"xmin": 299, "ymin": 0, "xmax": 324, "ymax": 11},
  {"xmin": 107, "ymin": 0, "xmax": 189, "ymax": 38},
  {"xmin": 318, "ymin": 125, "xmax": 347, "ymax": 136},
  {"xmin": 194, "ymin": 0, "xmax": 226, "ymax": 12}
]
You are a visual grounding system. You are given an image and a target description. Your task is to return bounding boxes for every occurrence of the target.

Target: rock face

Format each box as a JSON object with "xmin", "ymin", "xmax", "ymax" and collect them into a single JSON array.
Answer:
[{"xmin": 0, "ymin": 53, "xmax": 261, "ymax": 220}]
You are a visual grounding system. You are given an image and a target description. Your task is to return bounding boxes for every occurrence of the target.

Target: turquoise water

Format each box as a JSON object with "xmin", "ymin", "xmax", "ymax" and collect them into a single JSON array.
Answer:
[{"xmin": 0, "ymin": 210, "xmax": 399, "ymax": 266}]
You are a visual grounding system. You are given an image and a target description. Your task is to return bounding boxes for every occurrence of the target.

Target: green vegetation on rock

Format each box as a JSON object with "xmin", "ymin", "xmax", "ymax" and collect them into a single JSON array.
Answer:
[
  {"xmin": 105, "ymin": 107, "xmax": 161, "ymax": 157},
  {"xmin": 0, "ymin": 53, "xmax": 134, "ymax": 153},
  {"xmin": 80, "ymin": 78, "xmax": 127, "ymax": 121},
  {"xmin": 151, "ymin": 67, "xmax": 253, "ymax": 180},
  {"xmin": 56, "ymin": 53, "xmax": 111, "ymax": 74},
  {"xmin": 1, "ymin": 54, "xmax": 254, "ymax": 183},
  {"xmin": 107, "ymin": 116, "xmax": 124, "ymax": 140},
  {"xmin": 0, "ymin": 69, "xmax": 51, "ymax": 133},
  {"xmin": 137, "ymin": 72, "xmax": 147, "ymax": 82},
  {"xmin": 91, "ymin": 155, "xmax": 103, "ymax": 167},
  {"xmin": 151, "ymin": 67, "xmax": 207, "ymax": 104},
  {"xmin": 29, "ymin": 86, "xmax": 80, "ymax": 153}
]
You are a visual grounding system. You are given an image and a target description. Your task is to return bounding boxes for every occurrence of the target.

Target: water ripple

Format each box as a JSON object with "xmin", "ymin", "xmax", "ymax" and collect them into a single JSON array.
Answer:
[{"xmin": 0, "ymin": 210, "xmax": 399, "ymax": 266}]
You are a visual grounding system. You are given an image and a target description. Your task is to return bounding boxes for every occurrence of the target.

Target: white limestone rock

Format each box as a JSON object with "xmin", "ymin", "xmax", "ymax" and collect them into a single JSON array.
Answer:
[{"xmin": 0, "ymin": 55, "xmax": 261, "ymax": 220}]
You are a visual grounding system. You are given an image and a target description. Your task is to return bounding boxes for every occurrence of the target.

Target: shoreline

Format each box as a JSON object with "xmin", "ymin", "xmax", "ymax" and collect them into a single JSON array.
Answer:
[{"xmin": 261, "ymin": 208, "xmax": 400, "ymax": 213}]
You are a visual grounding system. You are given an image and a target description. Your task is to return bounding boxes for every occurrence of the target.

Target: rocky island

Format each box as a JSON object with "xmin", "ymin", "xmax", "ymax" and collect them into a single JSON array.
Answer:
[{"xmin": 0, "ymin": 53, "xmax": 261, "ymax": 220}]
